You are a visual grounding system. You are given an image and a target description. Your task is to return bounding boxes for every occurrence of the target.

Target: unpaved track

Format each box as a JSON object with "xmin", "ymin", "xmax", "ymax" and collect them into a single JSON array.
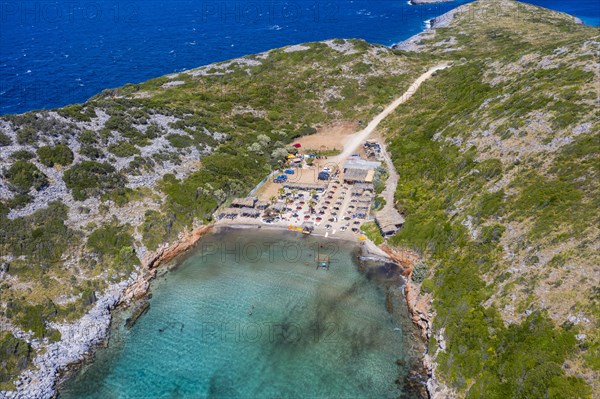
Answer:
[{"xmin": 330, "ymin": 63, "xmax": 451, "ymax": 167}]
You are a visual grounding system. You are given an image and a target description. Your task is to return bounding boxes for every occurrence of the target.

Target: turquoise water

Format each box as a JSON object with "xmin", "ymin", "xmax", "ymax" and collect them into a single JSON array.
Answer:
[{"xmin": 59, "ymin": 229, "xmax": 422, "ymax": 398}]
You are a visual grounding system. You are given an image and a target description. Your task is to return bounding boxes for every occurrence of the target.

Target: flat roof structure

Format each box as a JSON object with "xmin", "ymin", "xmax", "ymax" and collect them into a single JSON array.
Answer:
[
  {"xmin": 343, "ymin": 159, "xmax": 381, "ymax": 171},
  {"xmin": 231, "ymin": 197, "xmax": 258, "ymax": 208},
  {"xmin": 375, "ymin": 207, "xmax": 406, "ymax": 237},
  {"xmin": 284, "ymin": 182, "xmax": 328, "ymax": 192}
]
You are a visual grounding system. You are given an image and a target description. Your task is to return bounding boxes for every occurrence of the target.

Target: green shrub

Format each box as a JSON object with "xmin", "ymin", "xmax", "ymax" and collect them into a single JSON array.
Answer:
[
  {"xmin": 360, "ymin": 222, "xmax": 384, "ymax": 245},
  {"xmin": 372, "ymin": 196, "xmax": 387, "ymax": 212},
  {"xmin": 9, "ymin": 150, "xmax": 35, "ymax": 161},
  {"xmin": 0, "ymin": 201, "xmax": 78, "ymax": 266},
  {"xmin": 78, "ymin": 130, "xmax": 98, "ymax": 145},
  {"xmin": 6, "ymin": 193, "xmax": 33, "ymax": 209},
  {"xmin": 477, "ymin": 191, "xmax": 505, "ymax": 219},
  {"xmin": 4, "ymin": 161, "xmax": 48, "ymax": 193},
  {"xmin": 16, "ymin": 127, "xmax": 37, "ymax": 145},
  {"xmin": 166, "ymin": 134, "xmax": 193, "ymax": 148},
  {"xmin": 295, "ymin": 126, "xmax": 317, "ymax": 138},
  {"xmin": 36, "ymin": 144, "xmax": 74, "ymax": 167},
  {"xmin": 0, "ymin": 331, "xmax": 31, "ymax": 388},
  {"xmin": 108, "ymin": 141, "xmax": 140, "ymax": 158},
  {"xmin": 352, "ymin": 62, "xmax": 372, "ymax": 74},
  {"xmin": 80, "ymin": 145, "xmax": 103, "ymax": 160},
  {"xmin": 126, "ymin": 156, "xmax": 155, "ymax": 175},
  {"xmin": 141, "ymin": 210, "xmax": 176, "ymax": 250},
  {"xmin": 87, "ymin": 223, "xmax": 139, "ymax": 272},
  {"xmin": 411, "ymin": 261, "xmax": 429, "ymax": 283},
  {"xmin": 478, "ymin": 224, "xmax": 505, "ymax": 244},
  {"xmin": 511, "ymin": 174, "xmax": 584, "ymax": 238},
  {"xmin": 0, "ymin": 132, "xmax": 12, "ymax": 146},
  {"xmin": 8, "ymin": 301, "xmax": 58, "ymax": 339},
  {"xmin": 63, "ymin": 161, "xmax": 127, "ymax": 200}
]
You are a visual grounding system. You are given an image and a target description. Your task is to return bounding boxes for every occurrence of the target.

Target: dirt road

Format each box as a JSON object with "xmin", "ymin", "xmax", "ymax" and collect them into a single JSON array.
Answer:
[{"xmin": 330, "ymin": 63, "xmax": 451, "ymax": 167}]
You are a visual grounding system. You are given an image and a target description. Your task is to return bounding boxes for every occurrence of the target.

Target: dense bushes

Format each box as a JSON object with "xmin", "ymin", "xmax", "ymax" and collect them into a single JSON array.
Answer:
[
  {"xmin": 360, "ymin": 222, "xmax": 384, "ymax": 245},
  {"xmin": 87, "ymin": 223, "xmax": 139, "ymax": 273},
  {"xmin": 158, "ymin": 151, "xmax": 268, "ymax": 231},
  {"xmin": 80, "ymin": 145, "xmax": 103, "ymax": 160},
  {"xmin": 4, "ymin": 161, "xmax": 48, "ymax": 193},
  {"xmin": 0, "ymin": 201, "xmax": 78, "ymax": 265},
  {"xmin": 511, "ymin": 173, "xmax": 585, "ymax": 238},
  {"xmin": 37, "ymin": 144, "xmax": 74, "ymax": 167},
  {"xmin": 16, "ymin": 127, "xmax": 37, "ymax": 145},
  {"xmin": 384, "ymin": 62, "xmax": 590, "ymax": 397},
  {"xmin": 166, "ymin": 134, "xmax": 193, "ymax": 148},
  {"xmin": 141, "ymin": 210, "xmax": 176, "ymax": 250},
  {"xmin": 9, "ymin": 150, "xmax": 35, "ymax": 161},
  {"xmin": 108, "ymin": 141, "xmax": 140, "ymax": 158},
  {"xmin": 0, "ymin": 332, "xmax": 31, "ymax": 389},
  {"xmin": 0, "ymin": 132, "xmax": 11, "ymax": 146},
  {"xmin": 63, "ymin": 161, "xmax": 127, "ymax": 200}
]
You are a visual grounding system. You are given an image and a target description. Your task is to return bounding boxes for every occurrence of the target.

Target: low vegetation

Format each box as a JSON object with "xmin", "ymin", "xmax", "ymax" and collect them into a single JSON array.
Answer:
[
  {"xmin": 4, "ymin": 161, "xmax": 48, "ymax": 193},
  {"xmin": 0, "ymin": 332, "xmax": 31, "ymax": 390},
  {"xmin": 381, "ymin": 1, "xmax": 598, "ymax": 395},
  {"xmin": 63, "ymin": 161, "xmax": 127, "ymax": 200},
  {"xmin": 0, "ymin": 0, "xmax": 597, "ymax": 394},
  {"xmin": 360, "ymin": 222, "xmax": 384, "ymax": 245},
  {"xmin": 36, "ymin": 145, "xmax": 74, "ymax": 167}
]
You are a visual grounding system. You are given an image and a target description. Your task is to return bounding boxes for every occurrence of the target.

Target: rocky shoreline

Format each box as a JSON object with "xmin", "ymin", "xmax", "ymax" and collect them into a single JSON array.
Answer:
[
  {"xmin": 380, "ymin": 245, "xmax": 457, "ymax": 399},
  {"xmin": 1, "ymin": 219, "xmax": 441, "ymax": 399},
  {"xmin": 0, "ymin": 224, "xmax": 214, "ymax": 399},
  {"xmin": 119, "ymin": 224, "xmax": 214, "ymax": 304},
  {"xmin": 392, "ymin": 3, "xmax": 467, "ymax": 52},
  {"xmin": 0, "ymin": 278, "xmax": 134, "ymax": 399}
]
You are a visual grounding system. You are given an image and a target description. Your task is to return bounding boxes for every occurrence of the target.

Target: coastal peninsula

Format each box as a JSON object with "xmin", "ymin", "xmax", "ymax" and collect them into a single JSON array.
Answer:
[{"xmin": 1, "ymin": 0, "xmax": 598, "ymax": 398}]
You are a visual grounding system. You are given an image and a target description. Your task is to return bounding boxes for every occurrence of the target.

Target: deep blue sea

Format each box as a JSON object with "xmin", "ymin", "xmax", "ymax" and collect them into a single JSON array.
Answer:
[{"xmin": 0, "ymin": 0, "xmax": 598, "ymax": 115}]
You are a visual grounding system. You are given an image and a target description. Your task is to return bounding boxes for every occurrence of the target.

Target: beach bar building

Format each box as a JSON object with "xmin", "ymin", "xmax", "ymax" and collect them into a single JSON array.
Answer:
[
  {"xmin": 255, "ymin": 200, "xmax": 269, "ymax": 210},
  {"xmin": 375, "ymin": 208, "xmax": 405, "ymax": 237},
  {"xmin": 343, "ymin": 159, "xmax": 381, "ymax": 184},
  {"xmin": 283, "ymin": 182, "xmax": 328, "ymax": 192},
  {"xmin": 239, "ymin": 208, "xmax": 261, "ymax": 218},
  {"xmin": 231, "ymin": 197, "xmax": 258, "ymax": 208},
  {"xmin": 218, "ymin": 208, "xmax": 240, "ymax": 219},
  {"xmin": 271, "ymin": 202, "xmax": 286, "ymax": 213}
]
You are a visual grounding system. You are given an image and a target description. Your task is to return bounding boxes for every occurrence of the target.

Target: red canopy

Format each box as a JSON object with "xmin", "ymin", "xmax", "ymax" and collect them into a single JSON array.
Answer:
[{"xmin": 292, "ymin": 143, "xmax": 302, "ymax": 148}]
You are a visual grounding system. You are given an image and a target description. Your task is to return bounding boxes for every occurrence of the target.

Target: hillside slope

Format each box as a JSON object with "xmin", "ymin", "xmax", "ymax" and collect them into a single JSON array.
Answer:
[
  {"xmin": 0, "ymin": 39, "xmax": 430, "ymax": 391},
  {"xmin": 383, "ymin": 0, "xmax": 598, "ymax": 397}
]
